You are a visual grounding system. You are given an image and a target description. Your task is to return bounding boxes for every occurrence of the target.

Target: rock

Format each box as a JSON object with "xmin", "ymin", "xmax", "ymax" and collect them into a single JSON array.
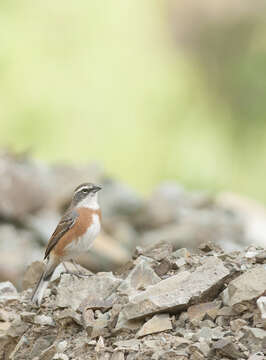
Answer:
[
  {"xmin": 154, "ymin": 259, "xmax": 171, "ymax": 277},
  {"xmin": 240, "ymin": 326, "xmax": 266, "ymax": 353},
  {"xmin": 34, "ymin": 315, "xmax": 55, "ymax": 326},
  {"xmin": 53, "ymin": 353, "xmax": 69, "ymax": 360},
  {"xmin": 257, "ymin": 296, "xmax": 266, "ymax": 320},
  {"xmin": 7, "ymin": 316, "xmax": 29, "ymax": 337},
  {"xmin": 187, "ymin": 302, "xmax": 220, "ymax": 322},
  {"xmin": 212, "ymin": 337, "xmax": 243, "ymax": 359},
  {"xmin": 118, "ymin": 256, "xmax": 161, "ymax": 295},
  {"xmin": 111, "ymin": 352, "xmax": 124, "ymax": 360},
  {"xmin": 248, "ymin": 353, "xmax": 265, "ymax": 360},
  {"xmin": 137, "ymin": 314, "xmax": 172, "ymax": 337},
  {"xmin": 230, "ymin": 319, "xmax": 247, "ymax": 332},
  {"xmin": 0, "ymin": 281, "xmax": 17, "ymax": 300},
  {"xmin": 114, "ymin": 339, "xmax": 140, "ymax": 352},
  {"xmin": 56, "ymin": 341, "xmax": 68, "ymax": 353},
  {"xmin": 56, "ymin": 272, "xmax": 121, "ymax": 311},
  {"xmin": 115, "ymin": 311, "xmax": 143, "ymax": 332},
  {"xmin": 137, "ymin": 241, "xmax": 173, "ymax": 261},
  {"xmin": 223, "ymin": 266, "xmax": 266, "ymax": 306},
  {"xmin": 123, "ymin": 257, "xmax": 229, "ymax": 320},
  {"xmin": 54, "ymin": 309, "xmax": 82, "ymax": 326},
  {"xmin": 83, "ymin": 308, "xmax": 109, "ymax": 338},
  {"xmin": 22, "ymin": 261, "xmax": 45, "ymax": 290}
]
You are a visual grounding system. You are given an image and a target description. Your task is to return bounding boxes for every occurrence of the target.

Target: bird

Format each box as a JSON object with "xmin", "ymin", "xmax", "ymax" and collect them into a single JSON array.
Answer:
[{"xmin": 31, "ymin": 182, "xmax": 102, "ymax": 306}]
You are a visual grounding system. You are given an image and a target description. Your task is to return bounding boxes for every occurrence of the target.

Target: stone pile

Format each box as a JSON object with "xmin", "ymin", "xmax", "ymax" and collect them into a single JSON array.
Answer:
[
  {"xmin": 0, "ymin": 151, "xmax": 258, "ymax": 288},
  {"xmin": 0, "ymin": 242, "xmax": 266, "ymax": 359}
]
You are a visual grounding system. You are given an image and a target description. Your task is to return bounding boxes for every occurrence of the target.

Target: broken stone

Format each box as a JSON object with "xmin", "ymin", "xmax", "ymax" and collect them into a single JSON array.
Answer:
[
  {"xmin": 56, "ymin": 272, "xmax": 121, "ymax": 311},
  {"xmin": 114, "ymin": 339, "xmax": 140, "ymax": 352},
  {"xmin": 123, "ymin": 257, "xmax": 229, "ymax": 320},
  {"xmin": 187, "ymin": 302, "xmax": 220, "ymax": 322},
  {"xmin": 34, "ymin": 314, "xmax": 55, "ymax": 326},
  {"xmin": 137, "ymin": 241, "xmax": 173, "ymax": 261},
  {"xmin": 56, "ymin": 341, "xmax": 67, "ymax": 353},
  {"xmin": 212, "ymin": 337, "xmax": 243, "ymax": 359},
  {"xmin": 114, "ymin": 311, "xmax": 143, "ymax": 332},
  {"xmin": 0, "ymin": 281, "xmax": 17, "ymax": 300},
  {"xmin": 223, "ymin": 266, "xmax": 266, "ymax": 306},
  {"xmin": 111, "ymin": 352, "xmax": 124, "ymax": 360},
  {"xmin": 83, "ymin": 308, "xmax": 109, "ymax": 338},
  {"xmin": 53, "ymin": 353, "xmax": 69, "ymax": 360},
  {"xmin": 248, "ymin": 353, "xmax": 265, "ymax": 360},
  {"xmin": 257, "ymin": 296, "xmax": 266, "ymax": 320},
  {"xmin": 154, "ymin": 259, "xmax": 171, "ymax": 277},
  {"xmin": 240, "ymin": 326, "xmax": 266, "ymax": 353},
  {"xmin": 54, "ymin": 308, "xmax": 82, "ymax": 326},
  {"xmin": 118, "ymin": 257, "xmax": 161, "ymax": 295},
  {"xmin": 137, "ymin": 313, "xmax": 172, "ymax": 337},
  {"xmin": 230, "ymin": 319, "xmax": 247, "ymax": 332},
  {"xmin": 21, "ymin": 311, "xmax": 36, "ymax": 323},
  {"xmin": 7, "ymin": 316, "xmax": 29, "ymax": 337}
]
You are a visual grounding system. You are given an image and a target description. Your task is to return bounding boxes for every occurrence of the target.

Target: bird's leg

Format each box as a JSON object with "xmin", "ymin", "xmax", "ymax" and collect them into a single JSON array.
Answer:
[
  {"xmin": 71, "ymin": 259, "xmax": 91, "ymax": 278},
  {"xmin": 62, "ymin": 262, "xmax": 74, "ymax": 275}
]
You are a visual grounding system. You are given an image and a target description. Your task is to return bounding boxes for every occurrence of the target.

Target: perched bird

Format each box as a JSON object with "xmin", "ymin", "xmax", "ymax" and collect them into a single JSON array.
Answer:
[{"xmin": 31, "ymin": 182, "xmax": 102, "ymax": 306}]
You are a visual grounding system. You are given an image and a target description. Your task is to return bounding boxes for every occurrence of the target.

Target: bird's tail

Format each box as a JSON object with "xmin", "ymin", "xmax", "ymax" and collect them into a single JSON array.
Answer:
[{"xmin": 31, "ymin": 260, "xmax": 57, "ymax": 306}]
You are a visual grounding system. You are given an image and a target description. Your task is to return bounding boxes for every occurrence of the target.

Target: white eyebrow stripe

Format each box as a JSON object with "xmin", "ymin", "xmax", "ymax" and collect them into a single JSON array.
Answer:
[{"xmin": 75, "ymin": 185, "xmax": 91, "ymax": 193}]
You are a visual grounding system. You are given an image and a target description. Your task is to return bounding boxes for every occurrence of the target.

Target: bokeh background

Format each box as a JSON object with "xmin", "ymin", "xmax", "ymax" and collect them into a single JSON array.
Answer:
[{"xmin": 1, "ymin": 0, "xmax": 266, "ymax": 200}]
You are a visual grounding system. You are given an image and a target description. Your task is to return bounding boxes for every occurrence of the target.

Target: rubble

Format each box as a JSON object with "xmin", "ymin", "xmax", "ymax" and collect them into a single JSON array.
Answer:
[
  {"xmin": 223, "ymin": 266, "xmax": 266, "ymax": 306},
  {"xmin": 0, "ymin": 243, "xmax": 265, "ymax": 359},
  {"xmin": 122, "ymin": 256, "xmax": 229, "ymax": 320}
]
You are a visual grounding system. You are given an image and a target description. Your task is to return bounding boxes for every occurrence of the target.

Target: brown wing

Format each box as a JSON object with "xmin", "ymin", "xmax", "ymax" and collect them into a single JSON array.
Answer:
[{"xmin": 44, "ymin": 209, "xmax": 78, "ymax": 259}]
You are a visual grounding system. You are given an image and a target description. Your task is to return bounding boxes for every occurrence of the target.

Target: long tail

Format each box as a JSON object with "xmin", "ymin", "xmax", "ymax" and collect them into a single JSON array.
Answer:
[{"xmin": 31, "ymin": 260, "xmax": 57, "ymax": 306}]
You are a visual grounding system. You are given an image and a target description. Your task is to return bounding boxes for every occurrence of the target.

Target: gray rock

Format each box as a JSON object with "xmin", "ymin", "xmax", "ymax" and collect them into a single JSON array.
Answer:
[
  {"xmin": 137, "ymin": 241, "xmax": 173, "ymax": 261},
  {"xmin": 115, "ymin": 311, "xmax": 143, "ymax": 332},
  {"xmin": 0, "ymin": 281, "xmax": 17, "ymax": 300},
  {"xmin": 212, "ymin": 337, "xmax": 243, "ymax": 359},
  {"xmin": 118, "ymin": 256, "xmax": 161, "ymax": 295},
  {"xmin": 53, "ymin": 353, "xmax": 69, "ymax": 360},
  {"xmin": 137, "ymin": 314, "xmax": 172, "ymax": 337},
  {"xmin": 123, "ymin": 257, "xmax": 229, "ymax": 320},
  {"xmin": 223, "ymin": 266, "xmax": 266, "ymax": 306},
  {"xmin": 240, "ymin": 326, "xmax": 266, "ymax": 353},
  {"xmin": 248, "ymin": 353, "xmax": 265, "ymax": 360},
  {"xmin": 34, "ymin": 315, "xmax": 55, "ymax": 326},
  {"xmin": 256, "ymin": 296, "xmax": 266, "ymax": 320},
  {"xmin": 56, "ymin": 272, "xmax": 121, "ymax": 311},
  {"xmin": 114, "ymin": 339, "xmax": 140, "ymax": 351},
  {"xmin": 111, "ymin": 352, "xmax": 124, "ymax": 360},
  {"xmin": 187, "ymin": 302, "xmax": 220, "ymax": 322}
]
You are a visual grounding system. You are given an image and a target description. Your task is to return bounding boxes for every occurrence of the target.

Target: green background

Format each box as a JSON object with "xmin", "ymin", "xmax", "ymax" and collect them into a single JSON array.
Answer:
[{"xmin": 1, "ymin": 1, "xmax": 266, "ymax": 199}]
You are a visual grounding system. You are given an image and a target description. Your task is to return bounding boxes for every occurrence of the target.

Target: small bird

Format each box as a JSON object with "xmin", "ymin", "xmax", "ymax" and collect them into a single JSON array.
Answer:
[{"xmin": 31, "ymin": 182, "xmax": 102, "ymax": 306}]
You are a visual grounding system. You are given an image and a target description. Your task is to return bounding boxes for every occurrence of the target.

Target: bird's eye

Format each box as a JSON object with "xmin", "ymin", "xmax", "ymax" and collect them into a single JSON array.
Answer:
[{"xmin": 82, "ymin": 188, "xmax": 89, "ymax": 193}]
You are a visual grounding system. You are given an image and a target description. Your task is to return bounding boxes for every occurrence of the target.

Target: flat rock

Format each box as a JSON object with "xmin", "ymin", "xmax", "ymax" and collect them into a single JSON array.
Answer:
[
  {"xmin": 123, "ymin": 257, "xmax": 229, "ymax": 320},
  {"xmin": 0, "ymin": 281, "xmax": 17, "ymax": 300},
  {"xmin": 212, "ymin": 337, "xmax": 243, "ymax": 359},
  {"xmin": 137, "ymin": 313, "xmax": 172, "ymax": 337},
  {"xmin": 118, "ymin": 256, "xmax": 161, "ymax": 295},
  {"xmin": 256, "ymin": 296, "xmax": 266, "ymax": 320},
  {"xmin": 187, "ymin": 302, "xmax": 220, "ymax": 321},
  {"xmin": 56, "ymin": 272, "xmax": 121, "ymax": 311},
  {"xmin": 223, "ymin": 266, "xmax": 266, "ymax": 306}
]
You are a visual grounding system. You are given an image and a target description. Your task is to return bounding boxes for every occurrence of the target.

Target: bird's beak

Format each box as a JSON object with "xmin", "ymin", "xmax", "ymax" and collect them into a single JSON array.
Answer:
[{"xmin": 93, "ymin": 184, "xmax": 102, "ymax": 193}]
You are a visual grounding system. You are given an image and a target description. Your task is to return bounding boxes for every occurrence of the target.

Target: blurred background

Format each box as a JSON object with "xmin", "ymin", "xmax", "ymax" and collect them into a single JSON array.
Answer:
[{"xmin": 1, "ymin": 0, "xmax": 266, "ymax": 288}]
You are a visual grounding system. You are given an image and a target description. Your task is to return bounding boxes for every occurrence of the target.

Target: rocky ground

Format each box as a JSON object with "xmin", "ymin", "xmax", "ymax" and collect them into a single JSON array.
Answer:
[
  {"xmin": 2, "ymin": 150, "xmax": 266, "ymax": 289},
  {"xmin": 1, "ymin": 151, "xmax": 266, "ymax": 359},
  {"xmin": 0, "ymin": 242, "xmax": 266, "ymax": 359}
]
